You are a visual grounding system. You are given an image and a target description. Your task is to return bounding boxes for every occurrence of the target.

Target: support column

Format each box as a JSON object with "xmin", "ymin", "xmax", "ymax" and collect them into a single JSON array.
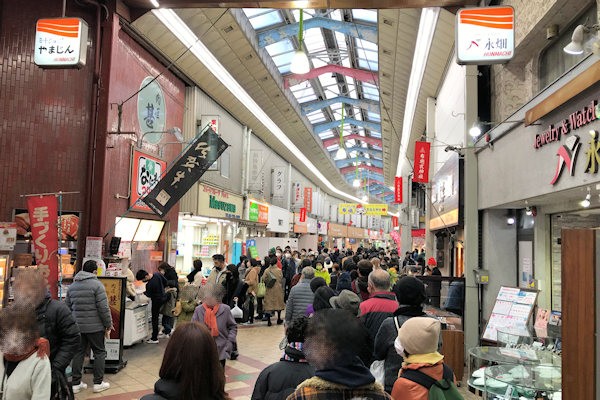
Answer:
[
  {"xmin": 425, "ymin": 97, "xmax": 436, "ymax": 259},
  {"xmin": 464, "ymin": 64, "xmax": 480, "ymax": 352}
]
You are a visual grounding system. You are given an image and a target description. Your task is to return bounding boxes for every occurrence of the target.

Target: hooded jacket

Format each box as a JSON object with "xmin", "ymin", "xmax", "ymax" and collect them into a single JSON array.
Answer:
[
  {"xmin": 251, "ymin": 344, "xmax": 315, "ymax": 400},
  {"xmin": 35, "ymin": 293, "xmax": 81, "ymax": 372},
  {"xmin": 65, "ymin": 271, "xmax": 112, "ymax": 333},
  {"xmin": 391, "ymin": 359, "xmax": 454, "ymax": 400}
]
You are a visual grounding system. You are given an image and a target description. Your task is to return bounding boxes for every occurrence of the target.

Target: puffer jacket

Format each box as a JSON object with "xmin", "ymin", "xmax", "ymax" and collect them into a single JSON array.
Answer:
[
  {"xmin": 285, "ymin": 280, "xmax": 314, "ymax": 325},
  {"xmin": 36, "ymin": 293, "xmax": 81, "ymax": 372},
  {"xmin": 65, "ymin": 271, "xmax": 112, "ymax": 333},
  {"xmin": 391, "ymin": 361, "xmax": 454, "ymax": 400}
]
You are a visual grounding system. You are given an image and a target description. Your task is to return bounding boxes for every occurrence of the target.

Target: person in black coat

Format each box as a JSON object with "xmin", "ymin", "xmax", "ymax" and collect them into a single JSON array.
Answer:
[
  {"xmin": 13, "ymin": 268, "xmax": 81, "ymax": 399},
  {"xmin": 137, "ymin": 269, "xmax": 168, "ymax": 343},
  {"xmin": 252, "ymin": 316, "xmax": 315, "ymax": 400},
  {"xmin": 158, "ymin": 262, "xmax": 179, "ymax": 336}
]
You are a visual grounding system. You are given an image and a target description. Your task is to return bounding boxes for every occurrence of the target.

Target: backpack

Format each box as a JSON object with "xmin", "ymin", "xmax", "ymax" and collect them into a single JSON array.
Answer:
[
  {"xmin": 400, "ymin": 364, "xmax": 463, "ymax": 400},
  {"xmin": 263, "ymin": 270, "xmax": 277, "ymax": 288}
]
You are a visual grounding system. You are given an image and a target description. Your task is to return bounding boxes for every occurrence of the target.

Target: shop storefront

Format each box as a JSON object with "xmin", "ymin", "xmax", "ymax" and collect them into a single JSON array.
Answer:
[
  {"xmin": 328, "ymin": 223, "xmax": 348, "ymax": 250},
  {"xmin": 346, "ymin": 226, "xmax": 367, "ymax": 251},
  {"xmin": 294, "ymin": 213, "xmax": 318, "ymax": 251},
  {"xmin": 176, "ymin": 183, "xmax": 244, "ymax": 274}
]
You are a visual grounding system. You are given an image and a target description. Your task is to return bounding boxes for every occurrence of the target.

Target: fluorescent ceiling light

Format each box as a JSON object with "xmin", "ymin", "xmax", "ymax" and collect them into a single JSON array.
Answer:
[
  {"xmin": 396, "ymin": 7, "xmax": 440, "ymax": 177},
  {"xmin": 149, "ymin": 0, "xmax": 159, "ymax": 8},
  {"xmin": 153, "ymin": 9, "xmax": 364, "ymax": 203}
]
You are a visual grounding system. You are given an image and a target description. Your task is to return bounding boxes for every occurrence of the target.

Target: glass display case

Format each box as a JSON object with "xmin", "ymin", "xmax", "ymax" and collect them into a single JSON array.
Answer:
[
  {"xmin": 496, "ymin": 327, "xmax": 561, "ymax": 354},
  {"xmin": 484, "ymin": 365, "xmax": 561, "ymax": 399},
  {"xmin": 0, "ymin": 253, "xmax": 9, "ymax": 308},
  {"xmin": 468, "ymin": 346, "xmax": 561, "ymax": 398}
]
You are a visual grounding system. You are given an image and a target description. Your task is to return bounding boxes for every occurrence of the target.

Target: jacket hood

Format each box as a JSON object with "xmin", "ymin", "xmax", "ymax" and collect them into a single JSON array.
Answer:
[{"xmin": 74, "ymin": 271, "xmax": 98, "ymax": 281}]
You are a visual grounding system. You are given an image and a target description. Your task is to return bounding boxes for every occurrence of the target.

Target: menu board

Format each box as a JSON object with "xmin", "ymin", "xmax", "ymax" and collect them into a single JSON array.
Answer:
[{"xmin": 482, "ymin": 286, "xmax": 538, "ymax": 342}]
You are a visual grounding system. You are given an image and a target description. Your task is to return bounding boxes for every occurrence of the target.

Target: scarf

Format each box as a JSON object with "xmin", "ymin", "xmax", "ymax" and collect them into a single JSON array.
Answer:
[
  {"xmin": 316, "ymin": 357, "xmax": 375, "ymax": 388},
  {"xmin": 4, "ymin": 338, "xmax": 50, "ymax": 362},
  {"xmin": 403, "ymin": 352, "xmax": 444, "ymax": 367},
  {"xmin": 203, "ymin": 303, "xmax": 220, "ymax": 337},
  {"xmin": 281, "ymin": 342, "xmax": 308, "ymax": 363}
]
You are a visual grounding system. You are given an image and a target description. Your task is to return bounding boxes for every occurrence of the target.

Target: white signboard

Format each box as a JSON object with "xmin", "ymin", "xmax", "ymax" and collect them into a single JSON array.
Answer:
[
  {"xmin": 0, "ymin": 223, "xmax": 17, "ymax": 251},
  {"xmin": 272, "ymin": 166, "xmax": 286, "ymax": 200},
  {"xmin": 456, "ymin": 6, "xmax": 514, "ymax": 65},
  {"xmin": 34, "ymin": 18, "xmax": 88, "ymax": 68},
  {"xmin": 85, "ymin": 236, "xmax": 103, "ymax": 258}
]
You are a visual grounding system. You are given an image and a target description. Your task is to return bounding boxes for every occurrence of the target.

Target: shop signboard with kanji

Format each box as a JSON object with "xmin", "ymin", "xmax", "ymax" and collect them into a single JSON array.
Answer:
[
  {"xmin": 137, "ymin": 77, "xmax": 166, "ymax": 145},
  {"xmin": 131, "ymin": 149, "xmax": 167, "ymax": 213},
  {"xmin": 34, "ymin": 18, "xmax": 88, "ymax": 68},
  {"xmin": 26, "ymin": 196, "xmax": 59, "ymax": 298},
  {"xmin": 456, "ymin": 6, "xmax": 514, "ymax": 65},
  {"xmin": 142, "ymin": 126, "xmax": 228, "ymax": 217},
  {"xmin": 338, "ymin": 203, "xmax": 388, "ymax": 216},
  {"xmin": 248, "ymin": 201, "xmax": 269, "ymax": 224},
  {"xmin": 413, "ymin": 142, "xmax": 431, "ymax": 183}
]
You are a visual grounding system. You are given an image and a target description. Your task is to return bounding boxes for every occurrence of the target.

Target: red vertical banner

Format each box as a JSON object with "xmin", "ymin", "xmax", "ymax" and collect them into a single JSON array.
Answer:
[
  {"xmin": 394, "ymin": 176, "xmax": 403, "ymax": 203},
  {"xmin": 391, "ymin": 216, "xmax": 399, "ymax": 228},
  {"xmin": 413, "ymin": 141, "xmax": 431, "ymax": 183},
  {"xmin": 299, "ymin": 208, "xmax": 307, "ymax": 222},
  {"xmin": 304, "ymin": 187, "xmax": 313, "ymax": 213},
  {"xmin": 27, "ymin": 195, "xmax": 59, "ymax": 299}
]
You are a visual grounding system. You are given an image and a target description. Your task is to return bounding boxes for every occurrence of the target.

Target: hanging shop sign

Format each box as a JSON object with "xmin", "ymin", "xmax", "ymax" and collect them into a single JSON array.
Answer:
[
  {"xmin": 34, "ymin": 18, "xmax": 88, "ymax": 68},
  {"xmin": 529, "ymin": 100, "xmax": 600, "ymax": 185},
  {"xmin": 413, "ymin": 141, "xmax": 431, "ymax": 183},
  {"xmin": 137, "ymin": 77, "xmax": 166, "ymax": 145},
  {"xmin": 328, "ymin": 223, "xmax": 347, "ymax": 237},
  {"xmin": 293, "ymin": 182, "xmax": 303, "ymax": 205},
  {"xmin": 131, "ymin": 149, "xmax": 167, "ymax": 213},
  {"xmin": 299, "ymin": 208, "xmax": 307, "ymax": 222},
  {"xmin": 304, "ymin": 187, "xmax": 313, "ymax": 213},
  {"xmin": 394, "ymin": 176, "xmax": 403, "ymax": 203},
  {"xmin": 248, "ymin": 150, "xmax": 264, "ymax": 192},
  {"xmin": 293, "ymin": 213, "xmax": 307, "ymax": 234},
  {"xmin": 391, "ymin": 216, "xmax": 399, "ymax": 228},
  {"xmin": 248, "ymin": 201, "xmax": 269, "ymax": 224},
  {"xmin": 338, "ymin": 203, "xmax": 388, "ymax": 216},
  {"xmin": 318, "ymin": 221, "xmax": 328, "ymax": 236},
  {"xmin": 201, "ymin": 116, "xmax": 220, "ymax": 170},
  {"xmin": 267, "ymin": 205, "xmax": 291, "ymax": 233},
  {"xmin": 272, "ymin": 167, "xmax": 286, "ymax": 200},
  {"xmin": 198, "ymin": 183, "xmax": 243, "ymax": 219},
  {"xmin": 142, "ymin": 126, "xmax": 229, "ymax": 217},
  {"xmin": 27, "ymin": 195, "xmax": 59, "ymax": 299},
  {"xmin": 456, "ymin": 6, "xmax": 515, "ymax": 65},
  {"xmin": 412, "ymin": 229, "xmax": 426, "ymax": 238}
]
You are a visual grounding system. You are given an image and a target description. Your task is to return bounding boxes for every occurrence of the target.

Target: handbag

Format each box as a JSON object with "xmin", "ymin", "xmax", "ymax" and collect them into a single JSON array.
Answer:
[
  {"xmin": 370, "ymin": 360, "xmax": 385, "ymax": 385},
  {"xmin": 257, "ymin": 282, "xmax": 266, "ymax": 298}
]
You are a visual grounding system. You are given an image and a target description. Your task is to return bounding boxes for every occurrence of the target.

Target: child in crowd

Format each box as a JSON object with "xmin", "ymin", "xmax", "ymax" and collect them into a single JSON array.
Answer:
[{"xmin": 192, "ymin": 283, "xmax": 238, "ymax": 367}]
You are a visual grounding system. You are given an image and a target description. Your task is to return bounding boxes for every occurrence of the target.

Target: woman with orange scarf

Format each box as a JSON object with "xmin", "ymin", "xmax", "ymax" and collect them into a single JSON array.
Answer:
[
  {"xmin": 192, "ymin": 284, "xmax": 238, "ymax": 367},
  {"xmin": 0, "ymin": 305, "xmax": 51, "ymax": 400}
]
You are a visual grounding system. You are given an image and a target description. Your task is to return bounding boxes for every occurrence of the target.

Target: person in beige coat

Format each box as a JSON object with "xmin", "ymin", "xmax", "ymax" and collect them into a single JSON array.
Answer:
[
  {"xmin": 124, "ymin": 264, "xmax": 137, "ymax": 301},
  {"xmin": 244, "ymin": 259, "xmax": 262, "ymax": 324},
  {"xmin": 262, "ymin": 256, "xmax": 285, "ymax": 326}
]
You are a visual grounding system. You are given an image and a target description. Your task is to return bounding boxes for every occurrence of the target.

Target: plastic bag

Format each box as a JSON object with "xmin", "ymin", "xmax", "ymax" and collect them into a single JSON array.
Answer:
[
  {"xmin": 370, "ymin": 360, "xmax": 385, "ymax": 385},
  {"xmin": 231, "ymin": 304, "xmax": 243, "ymax": 319},
  {"xmin": 257, "ymin": 282, "xmax": 266, "ymax": 298}
]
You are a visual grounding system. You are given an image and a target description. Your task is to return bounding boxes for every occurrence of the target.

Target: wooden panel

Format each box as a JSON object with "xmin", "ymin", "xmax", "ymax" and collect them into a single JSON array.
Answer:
[
  {"xmin": 561, "ymin": 229, "xmax": 596, "ymax": 399},
  {"xmin": 440, "ymin": 330, "xmax": 464, "ymax": 380},
  {"xmin": 525, "ymin": 60, "xmax": 600, "ymax": 126}
]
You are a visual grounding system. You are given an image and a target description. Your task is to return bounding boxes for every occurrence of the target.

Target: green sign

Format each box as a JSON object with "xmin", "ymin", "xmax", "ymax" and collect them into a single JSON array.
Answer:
[
  {"xmin": 249, "ymin": 246, "xmax": 259, "ymax": 259},
  {"xmin": 209, "ymin": 195, "xmax": 236, "ymax": 213},
  {"xmin": 249, "ymin": 202, "xmax": 259, "ymax": 222}
]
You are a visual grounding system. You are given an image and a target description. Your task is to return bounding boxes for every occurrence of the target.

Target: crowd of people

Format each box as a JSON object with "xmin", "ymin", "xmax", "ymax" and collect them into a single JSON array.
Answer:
[{"xmin": 0, "ymin": 245, "xmax": 464, "ymax": 400}]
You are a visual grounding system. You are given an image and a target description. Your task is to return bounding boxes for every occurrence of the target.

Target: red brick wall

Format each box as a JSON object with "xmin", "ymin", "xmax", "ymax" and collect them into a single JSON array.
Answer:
[
  {"xmin": 0, "ymin": 0, "xmax": 96, "ymax": 219},
  {"xmin": 99, "ymin": 23, "xmax": 185, "ymax": 251}
]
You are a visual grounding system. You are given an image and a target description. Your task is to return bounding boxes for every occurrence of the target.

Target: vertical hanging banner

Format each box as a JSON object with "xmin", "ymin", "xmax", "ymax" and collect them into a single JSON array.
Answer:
[
  {"xmin": 27, "ymin": 195, "xmax": 59, "ymax": 298},
  {"xmin": 394, "ymin": 176, "xmax": 403, "ymax": 203},
  {"xmin": 272, "ymin": 166, "xmax": 286, "ymax": 200},
  {"xmin": 142, "ymin": 126, "xmax": 229, "ymax": 217},
  {"xmin": 304, "ymin": 187, "xmax": 313, "ymax": 213},
  {"xmin": 299, "ymin": 208, "xmax": 307, "ymax": 222},
  {"xmin": 413, "ymin": 141, "xmax": 431, "ymax": 183},
  {"xmin": 391, "ymin": 216, "xmax": 399, "ymax": 228}
]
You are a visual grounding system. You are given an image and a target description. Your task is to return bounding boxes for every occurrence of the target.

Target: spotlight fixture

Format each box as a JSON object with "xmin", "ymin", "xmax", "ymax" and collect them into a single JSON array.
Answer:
[
  {"xmin": 525, "ymin": 206, "xmax": 532, "ymax": 216},
  {"xmin": 506, "ymin": 216, "xmax": 516, "ymax": 225},
  {"xmin": 469, "ymin": 124, "xmax": 481, "ymax": 138},
  {"xmin": 564, "ymin": 24, "xmax": 600, "ymax": 55},
  {"xmin": 581, "ymin": 187, "xmax": 592, "ymax": 208}
]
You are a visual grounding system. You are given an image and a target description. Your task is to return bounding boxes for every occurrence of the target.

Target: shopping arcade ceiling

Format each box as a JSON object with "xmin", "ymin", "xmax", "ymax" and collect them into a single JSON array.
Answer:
[{"xmin": 129, "ymin": 1, "xmax": 469, "ymax": 207}]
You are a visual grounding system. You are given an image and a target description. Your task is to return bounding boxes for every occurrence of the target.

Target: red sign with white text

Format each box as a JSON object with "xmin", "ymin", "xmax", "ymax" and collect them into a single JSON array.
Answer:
[
  {"xmin": 27, "ymin": 195, "xmax": 59, "ymax": 299},
  {"xmin": 394, "ymin": 176, "xmax": 403, "ymax": 203},
  {"xmin": 130, "ymin": 149, "xmax": 167, "ymax": 213},
  {"xmin": 392, "ymin": 216, "xmax": 399, "ymax": 228},
  {"xmin": 299, "ymin": 208, "xmax": 307, "ymax": 222},
  {"xmin": 304, "ymin": 187, "xmax": 313, "ymax": 213},
  {"xmin": 413, "ymin": 141, "xmax": 431, "ymax": 183}
]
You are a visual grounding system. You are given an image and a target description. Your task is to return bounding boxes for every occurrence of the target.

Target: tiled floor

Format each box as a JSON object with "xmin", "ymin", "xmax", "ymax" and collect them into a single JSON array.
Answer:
[{"xmin": 74, "ymin": 320, "xmax": 478, "ymax": 400}]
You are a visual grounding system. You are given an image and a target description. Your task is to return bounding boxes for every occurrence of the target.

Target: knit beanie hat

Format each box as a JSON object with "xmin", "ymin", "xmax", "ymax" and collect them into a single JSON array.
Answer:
[
  {"xmin": 393, "ymin": 276, "xmax": 426, "ymax": 306},
  {"xmin": 310, "ymin": 277, "xmax": 327, "ymax": 293},
  {"xmin": 398, "ymin": 317, "xmax": 440, "ymax": 355}
]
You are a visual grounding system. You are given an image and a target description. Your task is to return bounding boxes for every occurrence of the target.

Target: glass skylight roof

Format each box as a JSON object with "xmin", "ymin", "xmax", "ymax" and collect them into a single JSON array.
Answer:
[{"xmin": 243, "ymin": 8, "xmax": 385, "ymax": 199}]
